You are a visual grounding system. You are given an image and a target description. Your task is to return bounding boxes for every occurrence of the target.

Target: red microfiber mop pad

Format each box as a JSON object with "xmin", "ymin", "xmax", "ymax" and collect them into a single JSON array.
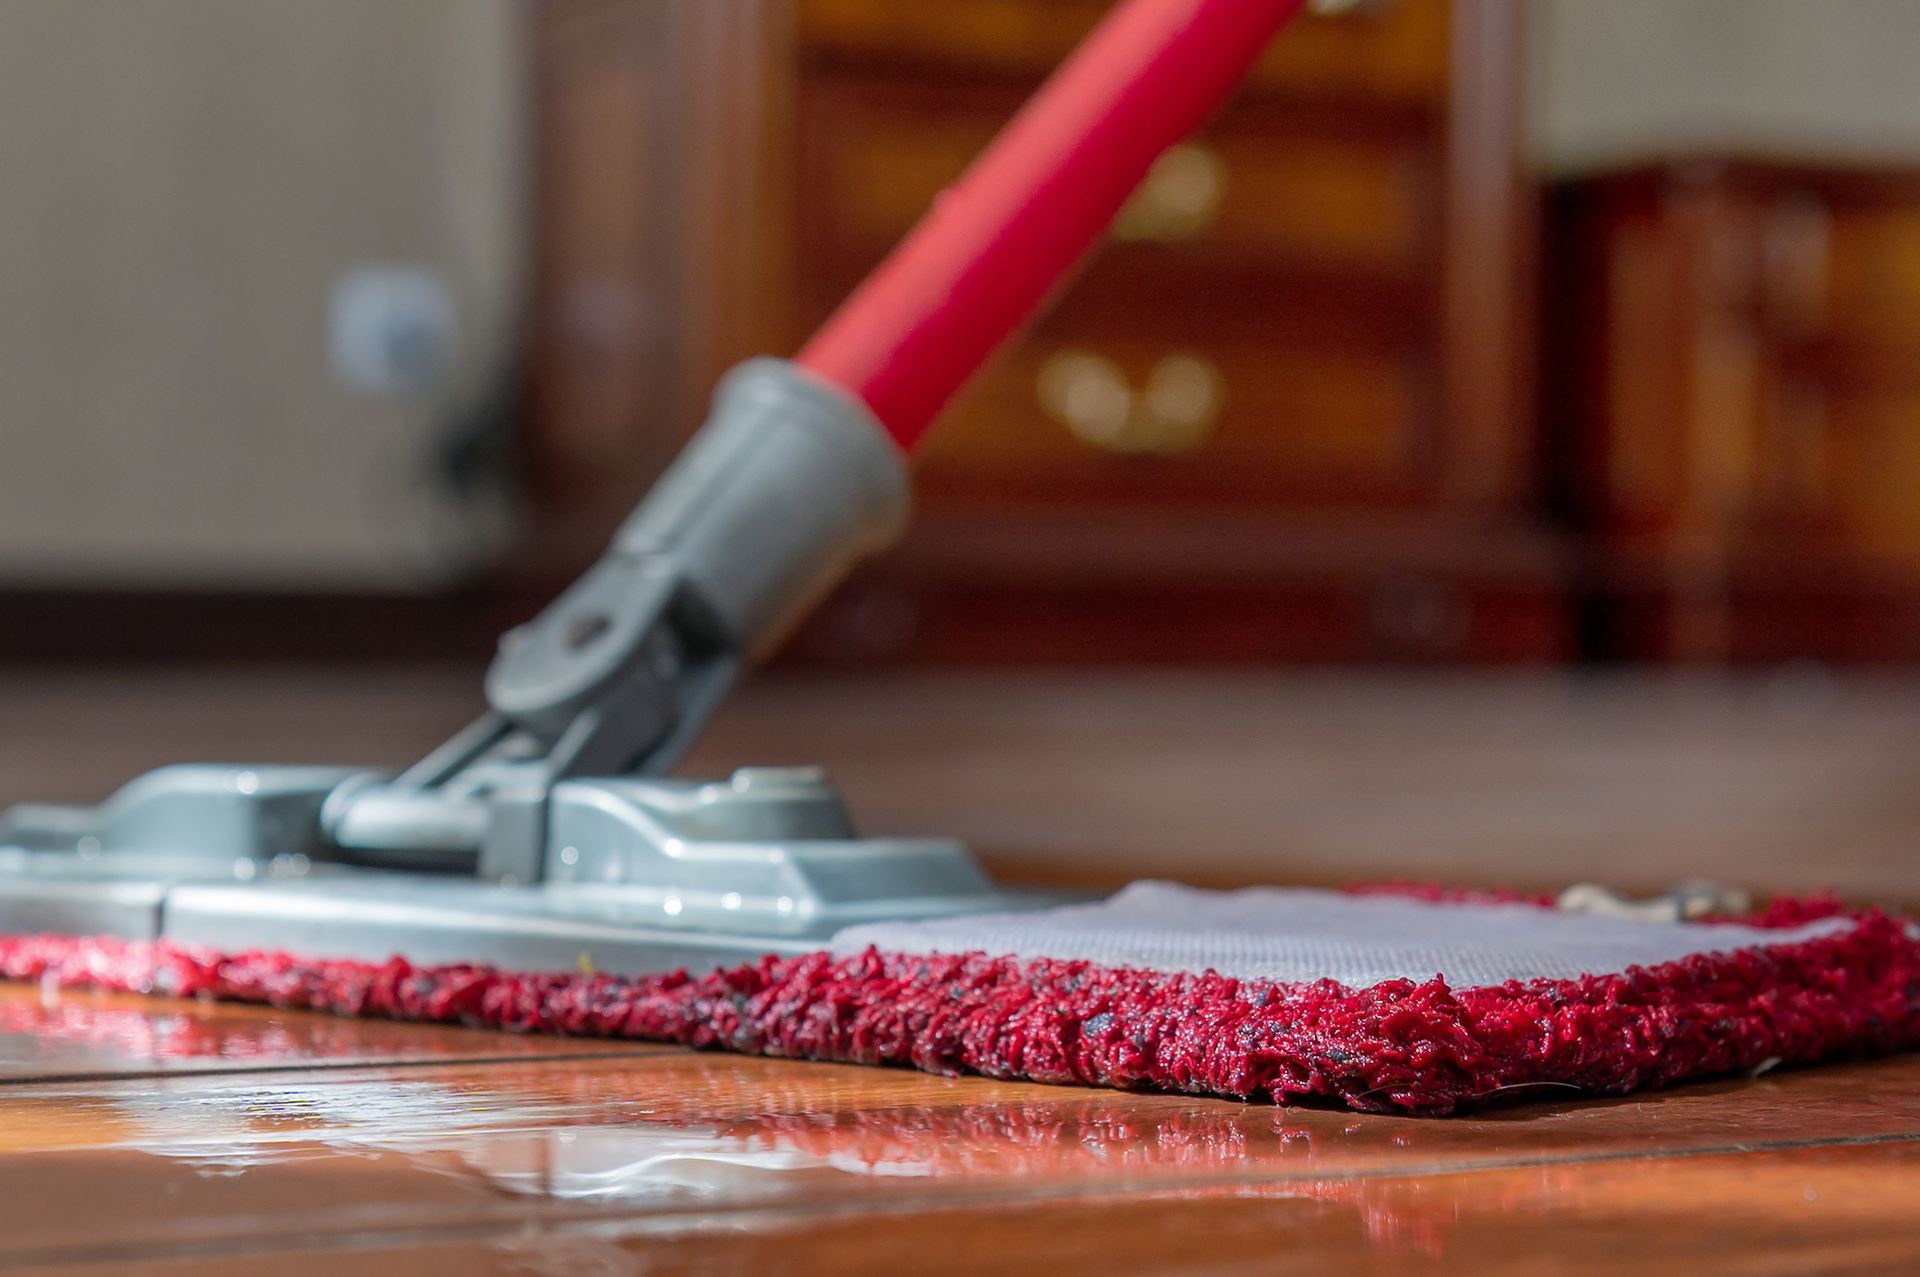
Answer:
[{"xmin": 3, "ymin": 883, "xmax": 1916, "ymax": 1114}]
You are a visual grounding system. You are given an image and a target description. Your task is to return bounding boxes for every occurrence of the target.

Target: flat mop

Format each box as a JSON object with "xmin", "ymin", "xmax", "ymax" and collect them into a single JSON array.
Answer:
[{"xmin": 4, "ymin": 0, "xmax": 1917, "ymax": 1113}]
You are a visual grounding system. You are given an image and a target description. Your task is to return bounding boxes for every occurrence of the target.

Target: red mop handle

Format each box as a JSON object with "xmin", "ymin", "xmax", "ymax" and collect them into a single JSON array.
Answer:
[{"xmin": 796, "ymin": 0, "xmax": 1306, "ymax": 452}]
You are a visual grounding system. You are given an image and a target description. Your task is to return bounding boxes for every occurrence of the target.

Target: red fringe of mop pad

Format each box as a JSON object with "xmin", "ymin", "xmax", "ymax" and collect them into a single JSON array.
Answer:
[{"xmin": 3, "ymin": 882, "xmax": 1916, "ymax": 1114}]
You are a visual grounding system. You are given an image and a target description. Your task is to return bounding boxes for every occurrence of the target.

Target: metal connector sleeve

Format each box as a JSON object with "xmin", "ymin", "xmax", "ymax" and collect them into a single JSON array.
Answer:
[
  {"xmin": 480, "ymin": 358, "xmax": 908, "ymax": 749},
  {"xmin": 610, "ymin": 357, "xmax": 910, "ymax": 653}
]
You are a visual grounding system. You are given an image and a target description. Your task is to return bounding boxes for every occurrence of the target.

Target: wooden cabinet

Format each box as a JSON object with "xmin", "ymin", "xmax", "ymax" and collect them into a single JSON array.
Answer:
[
  {"xmin": 1548, "ymin": 161, "xmax": 1920, "ymax": 662},
  {"xmin": 799, "ymin": 77, "xmax": 1440, "ymax": 507},
  {"xmin": 782, "ymin": 0, "xmax": 1562, "ymax": 663},
  {"xmin": 526, "ymin": 0, "xmax": 1565, "ymax": 664},
  {"xmin": 522, "ymin": 0, "xmax": 793, "ymax": 575}
]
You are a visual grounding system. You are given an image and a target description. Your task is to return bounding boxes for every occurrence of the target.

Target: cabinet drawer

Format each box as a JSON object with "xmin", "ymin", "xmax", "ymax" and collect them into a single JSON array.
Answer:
[
  {"xmin": 800, "ymin": 0, "xmax": 1449, "ymax": 106},
  {"xmin": 1821, "ymin": 390, "xmax": 1920, "ymax": 558},
  {"xmin": 1756, "ymin": 194, "xmax": 1920, "ymax": 559},
  {"xmin": 799, "ymin": 75, "xmax": 1439, "ymax": 283},
  {"xmin": 1756, "ymin": 349, "xmax": 1920, "ymax": 562},
  {"xmin": 915, "ymin": 335, "xmax": 1430, "ymax": 507},
  {"xmin": 1802, "ymin": 203, "xmax": 1920, "ymax": 343}
]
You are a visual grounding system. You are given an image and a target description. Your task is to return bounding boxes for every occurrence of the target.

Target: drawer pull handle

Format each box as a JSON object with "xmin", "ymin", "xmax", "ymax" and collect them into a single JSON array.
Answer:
[
  {"xmin": 1037, "ymin": 350, "xmax": 1223, "ymax": 455},
  {"xmin": 1111, "ymin": 143, "xmax": 1226, "ymax": 245}
]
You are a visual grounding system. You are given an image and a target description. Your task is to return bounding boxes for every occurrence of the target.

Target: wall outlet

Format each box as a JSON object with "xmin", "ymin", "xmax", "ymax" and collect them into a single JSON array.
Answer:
[{"xmin": 329, "ymin": 264, "xmax": 457, "ymax": 398}]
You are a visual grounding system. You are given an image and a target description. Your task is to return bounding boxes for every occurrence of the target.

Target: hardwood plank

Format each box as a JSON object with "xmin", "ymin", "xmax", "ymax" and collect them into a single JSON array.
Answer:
[
  {"xmin": 10, "ymin": 1118, "xmax": 1920, "ymax": 1274},
  {"xmin": 1, "ymin": 985, "xmax": 1918, "ymax": 1268},
  {"xmin": 5, "ymin": 669, "xmax": 1920, "ymax": 1271},
  {"xmin": 607, "ymin": 1143, "xmax": 1920, "ymax": 1277},
  {"xmin": 0, "ymin": 985, "xmax": 666, "ymax": 1083},
  {"xmin": 689, "ymin": 671, "xmax": 1920, "ymax": 903},
  {"xmin": 9, "ymin": 1043, "xmax": 1920, "ymax": 1170},
  {"xmin": 5, "ymin": 668, "xmax": 1920, "ymax": 902}
]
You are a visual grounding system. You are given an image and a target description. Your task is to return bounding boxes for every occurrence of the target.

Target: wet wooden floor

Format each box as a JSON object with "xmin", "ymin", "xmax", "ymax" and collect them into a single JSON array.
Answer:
[
  {"xmin": 3, "ymin": 668, "xmax": 1919, "ymax": 1270},
  {"xmin": 1, "ymin": 981, "xmax": 1917, "ymax": 1274}
]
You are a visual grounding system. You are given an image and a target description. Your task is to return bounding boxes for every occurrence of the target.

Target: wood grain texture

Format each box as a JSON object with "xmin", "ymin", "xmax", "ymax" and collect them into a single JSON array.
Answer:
[
  {"xmin": 0, "ymin": 986, "xmax": 660, "ymax": 1084},
  {"xmin": 3, "ymin": 668, "xmax": 1920, "ymax": 1270},
  {"xmin": 0, "ymin": 978, "xmax": 1917, "ymax": 1273}
]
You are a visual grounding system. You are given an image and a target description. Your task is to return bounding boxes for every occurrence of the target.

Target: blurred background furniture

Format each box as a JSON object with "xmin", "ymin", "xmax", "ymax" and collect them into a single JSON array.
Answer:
[
  {"xmin": 1549, "ymin": 160, "xmax": 1920, "ymax": 664},
  {"xmin": 531, "ymin": 0, "xmax": 1556, "ymax": 665},
  {"xmin": 7, "ymin": 0, "xmax": 1920, "ymax": 671}
]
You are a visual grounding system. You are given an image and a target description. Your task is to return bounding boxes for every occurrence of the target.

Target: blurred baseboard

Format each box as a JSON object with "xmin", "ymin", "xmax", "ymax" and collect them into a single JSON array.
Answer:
[{"xmin": 0, "ymin": 589, "xmax": 521, "ymax": 666}]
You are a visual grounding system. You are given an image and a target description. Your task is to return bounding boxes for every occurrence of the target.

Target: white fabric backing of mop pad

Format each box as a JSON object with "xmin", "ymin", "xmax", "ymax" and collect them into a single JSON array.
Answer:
[{"xmin": 831, "ymin": 882, "xmax": 1855, "ymax": 988}]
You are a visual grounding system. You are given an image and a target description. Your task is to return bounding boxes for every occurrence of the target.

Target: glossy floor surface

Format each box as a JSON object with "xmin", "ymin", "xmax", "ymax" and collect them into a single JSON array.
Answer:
[
  {"xmin": 3, "ymin": 667, "xmax": 1920, "ymax": 1271},
  {"xmin": 1, "ymin": 982, "xmax": 1918, "ymax": 1274}
]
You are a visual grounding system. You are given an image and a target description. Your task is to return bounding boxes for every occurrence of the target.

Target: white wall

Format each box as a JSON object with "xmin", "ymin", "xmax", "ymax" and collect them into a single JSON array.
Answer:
[
  {"xmin": 1532, "ymin": 0, "xmax": 1920, "ymax": 175},
  {"xmin": 0, "ymin": 0, "xmax": 527, "ymax": 589}
]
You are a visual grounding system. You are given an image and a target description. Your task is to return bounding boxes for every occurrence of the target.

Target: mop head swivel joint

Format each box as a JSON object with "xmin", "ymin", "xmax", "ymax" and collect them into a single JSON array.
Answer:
[{"xmin": 0, "ymin": 360, "xmax": 1040, "ymax": 974}]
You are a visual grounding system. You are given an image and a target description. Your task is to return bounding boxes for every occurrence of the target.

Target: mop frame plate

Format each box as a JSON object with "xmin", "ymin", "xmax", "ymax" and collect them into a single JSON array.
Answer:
[
  {"xmin": 0, "ymin": 362, "xmax": 1070, "ymax": 976},
  {"xmin": 0, "ymin": 762, "xmax": 1064, "ymax": 975}
]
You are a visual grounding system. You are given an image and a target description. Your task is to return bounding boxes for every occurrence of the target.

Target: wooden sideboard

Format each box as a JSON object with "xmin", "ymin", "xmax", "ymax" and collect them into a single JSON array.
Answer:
[
  {"xmin": 1547, "ymin": 161, "xmax": 1920, "ymax": 663},
  {"xmin": 526, "ymin": 0, "xmax": 1566, "ymax": 665},
  {"xmin": 790, "ymin": 0, "xmax": 1560, "ymax": 664}
]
